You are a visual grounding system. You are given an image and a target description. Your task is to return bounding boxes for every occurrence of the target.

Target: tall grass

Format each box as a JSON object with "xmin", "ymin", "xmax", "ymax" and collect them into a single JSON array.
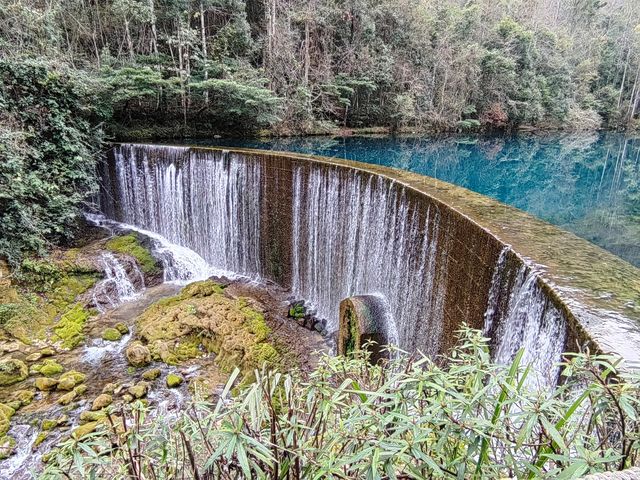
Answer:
[{"xmin": 41, "ymin": 328, "xmax": 640, "ymax": 479}]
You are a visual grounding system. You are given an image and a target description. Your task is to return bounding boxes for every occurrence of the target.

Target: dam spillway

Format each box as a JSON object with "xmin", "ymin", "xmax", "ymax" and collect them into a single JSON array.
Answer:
[{"xmin": 99, "ymin": 144, "xmax": 640, "ymax": 383}]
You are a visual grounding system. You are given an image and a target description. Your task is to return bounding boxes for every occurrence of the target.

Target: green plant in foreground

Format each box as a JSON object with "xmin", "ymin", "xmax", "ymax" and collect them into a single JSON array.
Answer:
[{"xmin": 40, "ymin": 328, "xmax": 640, "ymax": 479}]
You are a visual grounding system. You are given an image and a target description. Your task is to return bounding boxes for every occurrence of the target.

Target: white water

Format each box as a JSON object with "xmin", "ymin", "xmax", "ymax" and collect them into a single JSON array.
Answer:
[
  {"xmin": 93, "ymin": 252, "xmax": 144, "ymax": 312},
  {"xmin": 483, "ymin": 250, "xmax": 567, "ymax": 388}
]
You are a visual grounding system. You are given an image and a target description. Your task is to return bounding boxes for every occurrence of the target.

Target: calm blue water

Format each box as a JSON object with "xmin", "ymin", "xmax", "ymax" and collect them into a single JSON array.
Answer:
[{"xmin": 184, "ymin": 133, "xmax": 640, "ymax": 268}]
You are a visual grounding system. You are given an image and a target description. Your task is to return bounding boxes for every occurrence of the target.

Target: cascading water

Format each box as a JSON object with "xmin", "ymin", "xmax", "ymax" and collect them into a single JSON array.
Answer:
[
  {"xmin": 483, "ymin": 248, "xmax": 567, "ymax": 388},
  {"xmin": 93, "ymin": 252, "xmax": 144, "ymax": 312},
  {"xmin": 99, "ymin": 144, "xmax": 570, "ymax": 376}
]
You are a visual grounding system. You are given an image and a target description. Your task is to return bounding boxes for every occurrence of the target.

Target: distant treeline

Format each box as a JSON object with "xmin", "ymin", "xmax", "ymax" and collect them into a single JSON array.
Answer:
[{"xmin": 1, "ymin": 0, "xmax": 640, "ymax": 136}]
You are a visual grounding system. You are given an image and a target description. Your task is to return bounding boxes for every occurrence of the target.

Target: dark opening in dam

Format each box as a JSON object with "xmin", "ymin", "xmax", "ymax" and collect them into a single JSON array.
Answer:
[{"xmin": 99, "ymin": 144, "xmax": 640, "ymax": 387}]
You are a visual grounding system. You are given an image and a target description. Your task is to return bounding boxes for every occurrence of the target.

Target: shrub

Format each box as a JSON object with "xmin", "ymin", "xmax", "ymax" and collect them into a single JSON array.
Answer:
[{"xmin": 41, "ymin": 328, "xmax": 640, "ymax": 479}]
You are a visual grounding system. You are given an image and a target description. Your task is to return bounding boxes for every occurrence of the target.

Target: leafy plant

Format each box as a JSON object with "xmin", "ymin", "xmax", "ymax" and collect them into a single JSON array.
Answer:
[{"xmin": 41, "ymin": 328, "xmax": 640, "ymax": 479}]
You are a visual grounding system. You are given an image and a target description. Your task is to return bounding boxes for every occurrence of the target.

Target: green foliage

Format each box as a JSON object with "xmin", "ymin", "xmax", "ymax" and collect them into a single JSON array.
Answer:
[
  {"xmin": 40, "ymin": 328, "xmax": 640, "ymax": 479},
  {"xmin": 0, "ymin": 59, "xmax": 104, "ymax": 265}
]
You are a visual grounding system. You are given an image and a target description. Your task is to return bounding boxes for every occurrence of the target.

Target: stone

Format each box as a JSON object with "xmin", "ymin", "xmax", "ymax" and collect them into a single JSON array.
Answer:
[
  {"xmin": 122, "ymin": 394, "xmax": 134, "ymax": 403},
  {"xmin": 0, "ymin": 404, "xmax": 16, "ymax": 436},
  {"xmin": 34, "ymin": 431, "xmax": 49, "ymax": 448},
  {"xmin": 72, "ymin": 421, "xmax": 98, "ymax": 440},
  {"xmin": 74, "ymin": 384, "xmax": 88, "ymax": 396},
  {"xmin": 57, "ymin": 391, "xmax": 77, "ymax": 406},
  {"xmin": 13, "ymin": 389, "xmax": 35, "ymax": 406},
  {"xmin": 25, "ymin": 352, "xmax": 42, "ymax": 362},
  {"xmin": 142, "ymin": 368, "xmax": 161, "ymax": 381},
  {"xmin": 125, "ymin": 342, "xmax": 151, "ymax": 367},
  {"xmin": 79, "ymin": 410, "xmax": 105, "ymax": 424},
  {"xmin": 57, "ymin": 371, "xmax": 86, "ymax": 391},
  {"xmin": 0, "ymin": 358, "xmax": 28, "ymax": 386},
  {"xmin": 6, "ymin": 401, "xmax": 21, "ymax": 412},
  {"xmin": 115, "ymin": 323, "xmax": 129, "ymax": 335},
  {"xmin": 91, "ymin": 394, "xmax": 113, "ymax": 411},
  {"xmin": 39, "ymin": 360, "xmax": 64, "ymax": 377},
  {"xmin": 35, "ymin": 377, "xmax": 58, "ymax": 391},
  {"xmin": 0, "ymin": 436, "xmax": 16, "ymax": 460},
  {"xmin": 41, "ymin": 419, "xmax": 58, "ymax": 431},
  {"xmin": 166, "ymin": 373, "xmax": 184, "ymax": 388},
  {"xmin": 102, "ymin": 383, "xmax": 117, "ymax": 395},
  {"xmin": 39, "ymin": 348, "xmax": 56, "ymax": 357},
  {"xmin": 102, "ymin": 328, "xmax": 122, "ymax": 342},
  {"xmin": 127, "ymin": 382, "xmax": 149, "ymax": 399}
]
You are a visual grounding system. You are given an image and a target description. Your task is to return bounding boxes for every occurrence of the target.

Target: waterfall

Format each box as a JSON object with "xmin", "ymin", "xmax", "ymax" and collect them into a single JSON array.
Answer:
[
  {"xmin": 99, "ymin": 144, "xmax": 569, "ymax": 369},
  {"xmin": 483, "ymin": 249, "xmax": 567, "ymax": 388},
  {"xmin": 93, "ymin": 252, "xmax": 144, "ymax": 312}
]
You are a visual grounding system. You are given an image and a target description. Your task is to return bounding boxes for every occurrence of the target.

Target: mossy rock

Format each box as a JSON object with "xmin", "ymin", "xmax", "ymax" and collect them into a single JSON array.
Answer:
[
  {"xmin": 40, "ymin": 348, "xmax": 55, "ymax": 357},
  {"xmin": 74, "ymin": 384, "xmax": 88, "ymax": 395},
  {"xmin": 53, "ymin": 303, "xmax": 93, "ymax": 349},
  {"xmin": 34, "ymin": 431, "xmax": 49, "ymax": 448},
  {"xmin": 24, "ymin": 352, "xmax": 42, "ymax": 362},
  {"xmin": 166, "ymin": 373, "xmax": 183, "ymax": 388},
  {"xmin": 0, "ymin": 358, "xmax": 28, "ymax": 386},
  {"xmin": 80, "ymin": 410, "xmax": 106, "ymax": 424},
  {"xmin": 35, "ymin": 377, "xmax": 58, "ymax": 391},
  {"xmin": 0, "ymin": 435, "xmax": 16, "ymax": 460},
  {"xmin": 102, "ymin": 328, "xmax": 123, "ymax": 342},
  {"xmin": 105, "ymin": 234, "xmax": 160, "ymax": 275},
  {"xmin": 57, "ymin": 391, "xmax": 77, "ymax": 406},
  {"xmin": 0, "ymin": 404, "xmax": 16, "ymax": 436},
  {"xmin": 6, "ymin": 401, "xmax": 21, "ymax": 411},
  {"xmin": 125, "ymin": 342, "xmax": 151, "ymax": 367},
  {"xmin": 127, "ymin": 382, "xmax": 149, "ymax": 399},
  {"xmin": 12, "ymin": 389, "xmax": 35, "ymax": 406},
  {"xmin": 39, "ymin": 359, "xmax": 64, "ymax": 377},
  {"xmin": 71, "ymin": 421, "xmax": 98, "ymax": 440},
  {"xmin": 101, "ymin": 383, "xmax": 117, "ymax": 395},
  {"xmin": 91, "ymin": 394, "xmax": 113, "ymax": 411},
  {"xmin": 142, "ymin": 368, "xmax": 161, "ymax": 381},
  {"xmin": 41, "ymin": 419, "xmax": 58, "ymax": 431},
  {"xmin": 57, "ymin": 370, "xmax": 86, "ymax": 390},
  {"xmin": 115, "ymin": 323, "xmax": 129, "ymax": 335}
]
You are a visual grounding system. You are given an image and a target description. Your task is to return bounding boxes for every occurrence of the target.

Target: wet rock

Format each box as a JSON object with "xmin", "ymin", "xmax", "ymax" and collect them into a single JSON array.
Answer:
[
  {"xmin": 35, "ymin": 377, "xmax": 58, "ymax": 391},
  {"xmin": 39, "ymin": 359, "xmax": 64, "ymax": 377},
  {"xmin": 34, "ymin": 431, "xmax": 49, "ymax": 448},
  {"xmin": 74, "ymin": 384, "xmax": 88, "ymax": 396},
  {"xmin": 57, "ymin": 371, "xmax": 86, "ymax": 391},
  {"xmin": 0, "ymin": 358, "xmax": 28, "ymax": 386},
  {"xmin": 1, "ymin": 343, "xmax": 21, "ymax": 354},
  {"xmin": 80, "ymin": 410, "xmax": 105, "ymax": 424},
  {"xmin": 12, "ymin": 389, "xmax": 35, "ymax": 406},
  {"xmin": 122, "ymin": 394, "xmax": 134, "ymax": 403},
  {"xmin": 0, "ymin": 403, "xmax": 16, "ymax": 436},
  {"xmin": 41, "ymin": 419, "xmax": 58, "ymax": 431},
  {"xmin": 115, "ymin": 322, "xmax": 129, "ymax": 335},
  {"xmin": 102, "ymin": 328, "xmax": 123, "ymax": 342},
  {"xmin": 6, "ymin": 401, "xmax": 21, "ymax": 411},
  {"xmin": 127, "ymin": 381, "xmax": 149, "ymax": 399},
  {"xmin": 40, "ymin": 347, "xmax": 55, "ymax": 357},
  {"xmin": 25, "ymin": 352, "xmax": 43, "ymax": 362},
  {"xmin": 125, "ymin": 342, "xmax": 151, "ymax": 367},
  {"xmin": 0, "ymin": 435, "xmax": 16, "ymax": 460},
  {"xmin": 166, "ymin": 373, "xmax": 184, "ymax": 388},
  {"xmin": 57, "ymin": 391, "xmax": 77, "ymax": 406},
  {"xmin": 91, "ymin": 394, "xmax": 113, "ymax": 411},
  {"xmin": 142, "ymin": 368, "xmax": 161, "ymax": 381},
  {"xmin": 72, "ymin": 421, "xmax": 98, "ymax": 440},
  {"xmin": 102, "ymin": 383, "xmax": 117, "ymax": 395}
]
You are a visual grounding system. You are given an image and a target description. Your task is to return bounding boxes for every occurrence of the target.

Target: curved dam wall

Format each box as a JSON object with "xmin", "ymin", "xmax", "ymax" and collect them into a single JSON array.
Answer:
[{"xmin": 99, "ymin": 144, "xmax": 640, "ymax": 385}]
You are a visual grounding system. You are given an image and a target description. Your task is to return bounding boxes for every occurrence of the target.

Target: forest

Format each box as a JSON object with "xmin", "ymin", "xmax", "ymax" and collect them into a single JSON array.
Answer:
[{"xmin": 3, "ymin": 0, "xmax": 640, "ymax": 262}]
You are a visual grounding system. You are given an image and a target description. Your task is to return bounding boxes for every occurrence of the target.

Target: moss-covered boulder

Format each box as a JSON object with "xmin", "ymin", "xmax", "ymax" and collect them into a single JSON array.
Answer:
[
  {"xmin": 135, "ymin": 280, "xmax": 282, "ymax": 377},
  {"xmin": 57, "ymin": 391, "xmax": 76, "ymax": 406},
  {"xmin": 127, "ymin": 382, "xmax": 149, "ymax": 399},
  {"xmin": 35, "ymin": 377, "xmax": 58, "ymax": 391},
  {"xmin": 142, "ymin": 368, "xmax": 161, "ymax": 381},
  {"xmin": 0, "ymin": 435, "xmax": 16, "ymax": 460},
  {"xmin": 71, "ymin": 421, "xmax": 98, "ymax": 440},
  {"xmin": 79, "ymin": 410, "xmax": 106, "ymax": 424},
  {"xmin": 125, "ymin": 342, "xmax": 151, "ymax": 367},
  {"xmin": 0, "ymin": 358, "xmax": 28, "ymax": 386},
  {"xmin": 102, "ymin": 328, "xmax": 122, "ymax": 342},
  {"xmin": 0, "ymin": 403, "xmax": 16, "ymax": 436},
  {"xmin": 166, "ymin": 373, "xmax": 183, "ymax": 388},
  {"xmin": 115, "ymin": 323, "xmax": 129, "ymax": 335},
  {"xmin": 39, "ymin": 359, "xmax": 64, "ymax": 377},
  {"xmin": 57, "ymin": 371, "xmax": 86, "ymax": 391},
  {"xmin": 12, "ymin": 389, "xmax": 35, "ymax": 406},
  {"xmin": 41, "ymin": 419, "xmax": 58, "ymax": 431},
  {"xmin": 105, "ymin": 234, "xmax": 160, "ymax": 275},
  {"xmin": 91, "ymin": 394, "xmax": 112, "ymax": 411}
]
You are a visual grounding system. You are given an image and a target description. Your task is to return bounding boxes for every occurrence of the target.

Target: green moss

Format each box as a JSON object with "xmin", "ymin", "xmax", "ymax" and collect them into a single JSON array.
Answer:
[
  {"xmin": 105, "ymin": 234, "xmax": 160, "ymax": 274},
  {"xmin": 0, "ymin": 436, "xmax": 16, "ymax": 460},
  {"xmin": 71, "ymin": 421, "xmax": 98, "ymax": 440},
  {"xmin": 48, "ymin": 273, "xmax": 100, "ymax": 313},
  {"xmin": 115, "ymin": 323, "xmax": 129, "ymax": 335},
  {"xmin": 102, "ymin": 327, "xmax": 122, "ymax": 342},
  {"xmin": 242, "ymin": 306, "xmax": 270, "ymax": 342},
  {"xmin": 0, "ymin": 404, "xmax": 15, "ymax": 436},
  {"xmin": 13, "ymin": 389, "xmax": 35, "ymax": 406},
  {"xmin": 166, "ymin": 373, "xmax": 183, "ymax": 388},
  {"xmin": 34, "ymin": 431, "xmax": 49, "ymax": 447},
  {"xmin": 39, "ymin": 359, "xmax": 64, "ymax": 377},
  {"xmin": 142, "ymin": 368, "xmax": 161, "ymax": 381},
  {"xmin": 53, "ymin": 303, "xmax": 92, "ymax": 349},
  {"xmin": 41, "ymin": 419, "xmax": 58, "ymax": 431},
  {"xmin": 0, "ymin": 358, "xmax": 28, "ymax": 386}
]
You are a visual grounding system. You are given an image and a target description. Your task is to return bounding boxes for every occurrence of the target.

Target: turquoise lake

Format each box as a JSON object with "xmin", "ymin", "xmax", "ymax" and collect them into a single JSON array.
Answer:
[{"xmin": 186, "ymin": 133, "xmax": 640, "ymax": 268}]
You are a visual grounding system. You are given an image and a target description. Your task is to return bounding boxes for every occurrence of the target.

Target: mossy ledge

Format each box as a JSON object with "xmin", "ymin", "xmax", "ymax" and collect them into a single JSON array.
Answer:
[
  {"xmin": 105, "ymin": 233, "xmax": 160, "ymax": 275},
  {"xmin": 134, "ymin": 280, "xmax": 284, "ymax": 379}
]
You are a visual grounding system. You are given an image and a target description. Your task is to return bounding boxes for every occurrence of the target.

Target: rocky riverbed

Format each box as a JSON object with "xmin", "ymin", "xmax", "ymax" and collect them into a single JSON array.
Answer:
[{"xmin": 0, "ymin": 222, "xmax": 327, "ymax": 478}]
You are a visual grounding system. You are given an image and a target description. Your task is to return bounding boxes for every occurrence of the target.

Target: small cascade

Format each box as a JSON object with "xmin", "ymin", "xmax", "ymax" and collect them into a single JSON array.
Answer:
[
  {"xmin": 484, "ymin": 250, "xmax": 567, "ymax": 388},
  {"xmin": 93, "ymin": 252, "xmax": 144, "ymax": 312}
]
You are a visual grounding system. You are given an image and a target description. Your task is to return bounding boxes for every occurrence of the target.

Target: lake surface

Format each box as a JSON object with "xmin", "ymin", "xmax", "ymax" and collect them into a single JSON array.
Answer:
[{"xmin": 183, "ymin": 133, "xmax": 640, "ymax": 268}]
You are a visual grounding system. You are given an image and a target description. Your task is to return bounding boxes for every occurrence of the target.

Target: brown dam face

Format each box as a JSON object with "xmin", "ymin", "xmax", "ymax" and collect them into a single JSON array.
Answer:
[{"xmin": 99, "ymin": 144, "xmax": 640, "ymax": 385}]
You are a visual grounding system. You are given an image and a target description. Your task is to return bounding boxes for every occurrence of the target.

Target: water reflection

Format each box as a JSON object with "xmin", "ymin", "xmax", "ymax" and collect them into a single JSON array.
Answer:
[{"xmin": 186, "ymin": 133, "xmax": 640, "ymax": 267}]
